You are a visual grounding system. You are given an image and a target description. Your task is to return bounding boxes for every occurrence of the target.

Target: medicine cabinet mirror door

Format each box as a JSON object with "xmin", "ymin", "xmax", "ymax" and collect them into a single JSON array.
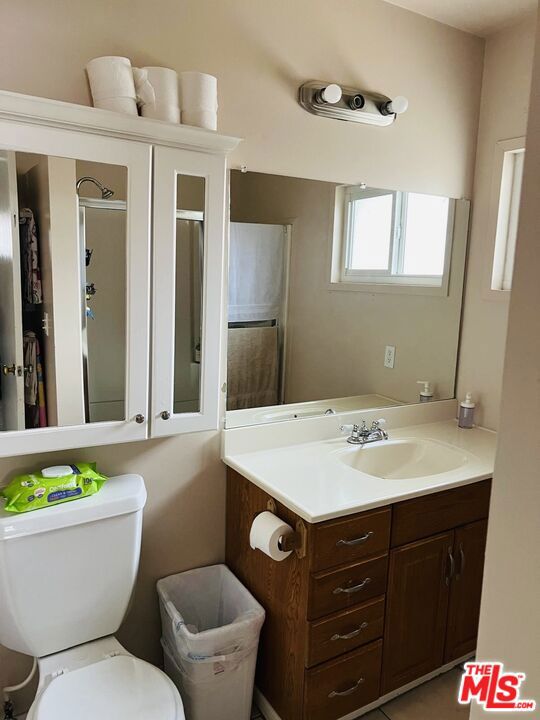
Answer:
[
  {"xmin": 151, "ymin": 146, "xmax": 227, "ymax": 437},
  {"xmin": 0, "ymin": 119, "xmax": 152, "ymax": 457}
]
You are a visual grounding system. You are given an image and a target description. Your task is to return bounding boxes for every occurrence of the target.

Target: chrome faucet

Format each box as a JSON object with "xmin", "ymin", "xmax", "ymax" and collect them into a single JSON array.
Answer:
[{"xmin": 340, "ymin": 419, "xmax": 388, "ymax": 445}]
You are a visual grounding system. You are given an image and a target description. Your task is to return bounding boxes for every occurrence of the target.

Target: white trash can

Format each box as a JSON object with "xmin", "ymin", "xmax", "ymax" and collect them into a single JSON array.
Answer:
[{"xmin": 157, "ymin": 564, "xmax": 265, "ymax": 720}]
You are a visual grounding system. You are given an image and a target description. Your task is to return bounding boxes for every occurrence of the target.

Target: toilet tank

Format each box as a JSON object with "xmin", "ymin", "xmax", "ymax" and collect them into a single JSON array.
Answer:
[{"xmin": 0, "ymin": 473, "xmax": 147, "ymax": 658}]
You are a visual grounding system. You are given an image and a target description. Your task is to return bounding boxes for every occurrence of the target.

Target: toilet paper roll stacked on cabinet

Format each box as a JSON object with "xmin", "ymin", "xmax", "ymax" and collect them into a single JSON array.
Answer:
[
  {"xmin": 86, "ymin": 56, "xmax": 138, "ymax": 115},
  {"xmin": 134, "ymin": 66, "xmax": 180, "ymax": 123},
  {"xmin": 179, "ymin": 72, "xmax": 218, "ymax": 131}
]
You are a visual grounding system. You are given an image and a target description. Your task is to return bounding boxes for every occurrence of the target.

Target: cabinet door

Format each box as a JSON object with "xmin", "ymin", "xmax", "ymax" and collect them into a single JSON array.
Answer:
[
  {"xmin": 382, "ymin": 532, "xmax": 453, "ymax": 694},
  {"xmin": 445, "ymin": 520, "xmax": 488, "ymax": 662},
  {"xmin": 0, "ymin": 117, "xmax": 152, "ymax": 455},
  {"xmin": 151, "ymin": 146, "xmax": 227, "ymax": 436}
]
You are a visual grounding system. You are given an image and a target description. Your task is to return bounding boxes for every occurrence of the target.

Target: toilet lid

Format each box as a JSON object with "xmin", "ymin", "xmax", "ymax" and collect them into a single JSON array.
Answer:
[{"xmin": 32, "ymin": 655, "xmax": 184, "ymax": 720}]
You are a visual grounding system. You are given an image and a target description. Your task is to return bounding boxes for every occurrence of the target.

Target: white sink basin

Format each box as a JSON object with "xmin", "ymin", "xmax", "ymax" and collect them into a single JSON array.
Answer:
[{"xmin": 338, "ymin": 438, "xmax": 470, "ymax": 480}]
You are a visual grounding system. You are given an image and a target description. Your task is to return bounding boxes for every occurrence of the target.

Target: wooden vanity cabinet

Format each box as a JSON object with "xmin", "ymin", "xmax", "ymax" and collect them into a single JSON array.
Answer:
[
  {"xmin": 445, "ymin": 519, "xmax": 489, "ymax": 662},
  {"xmin": 226, "ymin": 468, "xmax": 491, "ymax": 720},
  {"xmin": 381, "ymin": 532, "xmax": 454, "ymax": 692},
  {"xmin": 382, "ymin": 486, "xmax": 490, "ymax": 693}
]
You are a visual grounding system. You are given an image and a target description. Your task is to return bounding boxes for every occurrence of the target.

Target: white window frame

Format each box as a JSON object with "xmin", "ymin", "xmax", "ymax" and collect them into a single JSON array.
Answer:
[
  {"xmin": 331, "ymin": 185, "xmax": 455, "ymax": 296},
  {"xmin": 490, "ymin": 140, "xmax": 525, "ymax": 293}
]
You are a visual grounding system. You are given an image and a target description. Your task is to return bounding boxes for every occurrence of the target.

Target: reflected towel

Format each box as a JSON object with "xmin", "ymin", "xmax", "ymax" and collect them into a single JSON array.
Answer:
[{"xmin": 227, "ymin": 326, "xmax": 279, "ymax": 411}]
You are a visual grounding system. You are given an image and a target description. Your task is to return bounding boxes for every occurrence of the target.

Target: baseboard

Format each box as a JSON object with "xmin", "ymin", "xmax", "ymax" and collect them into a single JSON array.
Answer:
[{"xmin": 254, "ymin": 653, "xmax": 473, "ymax": 720}]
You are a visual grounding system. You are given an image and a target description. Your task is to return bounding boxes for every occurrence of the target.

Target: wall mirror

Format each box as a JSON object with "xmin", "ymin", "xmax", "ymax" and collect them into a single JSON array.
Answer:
[
  {"xmin": 225, "ymin": 170, "xmax": 469, "ymax": 428},
  {"xmin": 0, "ymin": 150, "xmax": 129, "ymax": 431}
]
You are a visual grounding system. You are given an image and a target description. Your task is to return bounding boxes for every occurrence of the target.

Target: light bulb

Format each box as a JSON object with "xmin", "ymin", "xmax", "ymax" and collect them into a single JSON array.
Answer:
[
  {"xmin": 316, "ymin": 84, "xmax": 342, "ymax": 105},
  {"xmin": 389, "ymin": 96, "xmax": 409, "ymax": 114},
  {"xmin": 381, "ymin": 95, "xmax": 409, "ymax": 116}
]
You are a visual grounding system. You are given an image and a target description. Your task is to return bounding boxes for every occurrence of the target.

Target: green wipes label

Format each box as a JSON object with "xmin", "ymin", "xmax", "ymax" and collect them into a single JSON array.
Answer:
[{"xmin": 1, "ymin": 463, "xmax": 107, "ymax": 513}]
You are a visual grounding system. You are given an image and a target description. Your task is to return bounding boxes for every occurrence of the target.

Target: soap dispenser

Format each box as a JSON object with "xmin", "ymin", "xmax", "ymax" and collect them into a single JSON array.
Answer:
[
  {"xmin": 458, "ymin": 393, "xmax": 476, "ymax": 428},
  {"xmin": 417, "ymin": 381, "xmax": 433, "ymax": 403}
]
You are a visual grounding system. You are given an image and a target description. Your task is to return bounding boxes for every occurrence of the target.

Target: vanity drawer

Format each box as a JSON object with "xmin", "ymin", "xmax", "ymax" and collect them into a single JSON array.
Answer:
[
  {"xmin": 391, "ymin": 480, "xmax": 492, "ymax": 547},
  {"xmin": 306, "ymin": 596, "xmax": 385, "ymax": 667},
  {"xmin": 308, "ymin": 554, "xmax": 388, "ymax": 620},
  {"xmin": 304, "ymin": 640, "xmax": 382, "ymax": 720},
  {"xmin": 311, "ymin": 507, "xmax": 391, "ymax": 572}
]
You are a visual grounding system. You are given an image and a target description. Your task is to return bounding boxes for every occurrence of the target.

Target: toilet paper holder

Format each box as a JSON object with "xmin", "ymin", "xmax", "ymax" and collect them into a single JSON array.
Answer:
[{"xmin": 267, "ymin": 499, "xmax": 307, "ymax": 559}]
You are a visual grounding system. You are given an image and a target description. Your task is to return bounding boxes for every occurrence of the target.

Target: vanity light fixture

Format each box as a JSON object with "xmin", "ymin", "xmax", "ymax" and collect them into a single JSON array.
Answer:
[{"xmin": 298, "ymin": 81, "xmax": 409, "ymax": 127}]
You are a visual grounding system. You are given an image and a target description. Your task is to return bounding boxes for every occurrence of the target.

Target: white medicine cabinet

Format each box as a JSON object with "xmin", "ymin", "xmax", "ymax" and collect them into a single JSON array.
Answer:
[{"xmin": 0, "ymin": 91, "xmax": 240, "ymax": 457}]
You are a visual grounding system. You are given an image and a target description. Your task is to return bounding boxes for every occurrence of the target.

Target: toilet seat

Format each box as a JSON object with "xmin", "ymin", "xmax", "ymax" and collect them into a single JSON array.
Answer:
[{"xmin": 28, "ymin": 654, "xmax": 184, "ymax": 720}]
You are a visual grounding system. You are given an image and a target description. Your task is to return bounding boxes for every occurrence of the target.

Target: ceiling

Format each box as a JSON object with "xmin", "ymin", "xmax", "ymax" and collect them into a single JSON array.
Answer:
[{"xmin": 383, "ymin": 0, "xmax": 537, "ymax": 37}]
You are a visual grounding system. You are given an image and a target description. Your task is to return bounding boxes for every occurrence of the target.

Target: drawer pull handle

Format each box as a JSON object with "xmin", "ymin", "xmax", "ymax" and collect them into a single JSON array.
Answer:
[
  {"xmin": 336, "ymin": 531, "xmax": 373, "ymax": 547},
  {"xmin": 333, "ymin": 577, "xmax": 371, "ymax": 595},
  {"xmin": 329, "ymin": 678, "xmax": 364, "ymax": 698},
  {"xmin": 331, "ymin": 621, "xmax": 368, "ymax": 641}
]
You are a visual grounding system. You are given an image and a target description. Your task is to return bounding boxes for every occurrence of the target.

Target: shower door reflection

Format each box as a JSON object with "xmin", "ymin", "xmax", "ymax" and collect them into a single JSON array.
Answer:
[
  {"xmin": 79, "ymin": 201, "xmax": 127, "ymax": 422},
  {"xmin": 173, "ymin": 214, "xmax": 203, "ymax": 413}
]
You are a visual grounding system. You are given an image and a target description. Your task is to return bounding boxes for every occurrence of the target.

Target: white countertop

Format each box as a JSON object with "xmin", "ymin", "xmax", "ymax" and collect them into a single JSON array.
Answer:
[{"xmin": 223, "ymin": 419, "xmax": 496, "ymax": 523}]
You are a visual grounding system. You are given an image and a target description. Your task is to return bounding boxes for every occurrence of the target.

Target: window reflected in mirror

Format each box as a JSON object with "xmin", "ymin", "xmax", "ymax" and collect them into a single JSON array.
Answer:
[
  {"xmin": 341, "ymin": 187, "xmax": 451, "ymax": 286},
  {"xmin": 173, "ymin": 175, "xmax": 205, "ymax": 414},
  {"xmin": 0, "ymin": 150, "xmax": 127, "ymax": 431}
]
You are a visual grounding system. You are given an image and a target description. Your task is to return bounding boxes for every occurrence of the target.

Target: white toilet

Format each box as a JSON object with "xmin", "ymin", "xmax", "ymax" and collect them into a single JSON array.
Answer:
[{"xmin": 0, "ymin": 473, "xmax": 185, "ymax": 719}]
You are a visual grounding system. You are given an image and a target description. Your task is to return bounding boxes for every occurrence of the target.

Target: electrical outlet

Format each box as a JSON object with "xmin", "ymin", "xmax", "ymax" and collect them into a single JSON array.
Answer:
[{"xmin": 384, "ymin": 345, "xmax": 395, "ymax": 369}]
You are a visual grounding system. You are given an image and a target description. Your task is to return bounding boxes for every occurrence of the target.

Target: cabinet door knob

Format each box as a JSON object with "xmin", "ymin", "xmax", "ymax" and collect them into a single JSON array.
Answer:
[
  {"xmin": 445, "ymin": 546, "xmax": 455, "ymax": 585},
  {"xmin": 135, "ymin": 414, "xmax": 145, "ymax": 424},
  {"xmin": 161, "ymin": 411, "xmax": 171, "ymax": 420},
  {"xmin": 456, "ymin": 542, "xmax": 465, "ymax": 580}
]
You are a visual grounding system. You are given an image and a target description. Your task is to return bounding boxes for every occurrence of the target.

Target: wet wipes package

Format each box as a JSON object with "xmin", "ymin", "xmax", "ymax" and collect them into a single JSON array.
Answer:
[{"xmin": 1, "ymin": 463, "xmax": 108, "ymax": 513}]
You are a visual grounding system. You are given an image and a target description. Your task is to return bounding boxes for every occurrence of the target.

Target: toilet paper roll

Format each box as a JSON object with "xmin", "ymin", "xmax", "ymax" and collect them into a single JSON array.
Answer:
[
  {"xmin": 181, "ymin": 109, "xmax": 217, "ymax": 131},
  {"xmin": 94, "ymin": 96, "xmax": 138, "ymax": 115},
  {"xmin": 142, "ymin": 103, "xmax": 181, "ymax": 123},
  {"xmin": 249, "ymin": 511, "xmax": 293, "ymax": 561},
  {"xmin": 135, "ymin": 66, "xmax": 180, "ymax": 122},
  {"xmin": 86, "ymin": 56, "xmax": 137, "ymax": 102},
  {"xmin": 179, "ymin": 71, "xmax": 218, "ymax": 112}
]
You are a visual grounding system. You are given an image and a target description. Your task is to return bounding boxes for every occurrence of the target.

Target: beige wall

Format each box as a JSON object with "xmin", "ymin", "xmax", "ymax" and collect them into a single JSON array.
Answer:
[
  {"xmin": 472, "ymin": 14, "xmax": 540, "ymax": 715},
  {"xmin": 0, "ymin": 0, "xmax": 483, "ymax": 196},
  {"xmin": 457, "ymin": 18, "xmax": 536, "ymax": 430},
  {"xmin": 0, "ymin": 0, "xmax": 485, "ymax": 696},
  {"xmin": 231, "ymin": 171, "xmax": 466, "ymax": 405}
]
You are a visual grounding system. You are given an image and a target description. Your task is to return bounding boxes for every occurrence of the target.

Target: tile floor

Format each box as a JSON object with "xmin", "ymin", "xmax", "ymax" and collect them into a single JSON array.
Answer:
[{"xmin": 252, "ymin": 667, "xmax": 468, "ymax": 720}]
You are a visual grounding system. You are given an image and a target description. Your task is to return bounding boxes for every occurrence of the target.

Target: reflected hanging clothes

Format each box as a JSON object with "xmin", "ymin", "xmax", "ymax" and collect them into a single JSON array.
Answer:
[
  {"xmin": 23, "ymin": 331, "xmax": 47, "ymax": 428},
  {"xmin": 19, "ymin": 208, "xmax": 43, "ymax": 305}
]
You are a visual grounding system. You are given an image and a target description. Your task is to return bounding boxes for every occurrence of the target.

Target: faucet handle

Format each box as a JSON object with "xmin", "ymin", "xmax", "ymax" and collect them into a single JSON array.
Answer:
[
  {"xmin": 371, "ymin": 418, "xmax": 386, "ymax": 430},
  {"xmin": 340, "ymin": 424, "xmax": 356, "ymax": 435}
]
